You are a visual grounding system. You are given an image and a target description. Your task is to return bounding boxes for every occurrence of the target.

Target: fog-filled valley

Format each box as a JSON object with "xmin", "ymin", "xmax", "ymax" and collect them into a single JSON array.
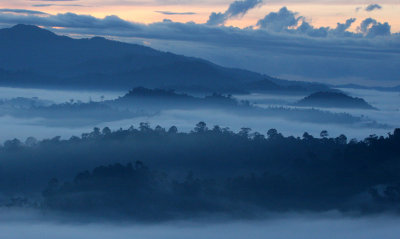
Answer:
[
  {"xmin": 2, "ymin": 210, "xmax": 400, "ymax": 239},
  {"xmin": 0, "ymin": 18, "xmax": 399, "ymax": 238},
  {"xmin": 0, "ymin": 86, "xmax": 399, "ymax": 218},
  {"xmin": 0, "ymin": 86, "xmax": 397, "ymax": 142},
  {"xmin": 1, "ymin": 67, "xmax": 399, "ymax": 238}
]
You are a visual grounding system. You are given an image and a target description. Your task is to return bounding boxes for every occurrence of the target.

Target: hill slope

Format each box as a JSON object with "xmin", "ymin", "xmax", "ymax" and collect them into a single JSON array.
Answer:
[
  {"xmin": 295, "ymin": 91, "xmax": 376, "ymax": 110},
  {"xmin": 0, "ymin": 24, "xmax": 274, "ymax": 92},
  {"xmin": 0, "ymin": 24, "xmax": 331, "ymax": 93}
]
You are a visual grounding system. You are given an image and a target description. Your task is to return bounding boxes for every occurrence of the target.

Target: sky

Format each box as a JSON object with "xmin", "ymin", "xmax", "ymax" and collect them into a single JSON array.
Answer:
[
  {"xmin": 0, "ymin": 0, "xmax": 399, "ymax": 86},
  {"xmin": 0, "ymin": 0, "xmax": 399, "ymax": 31}
]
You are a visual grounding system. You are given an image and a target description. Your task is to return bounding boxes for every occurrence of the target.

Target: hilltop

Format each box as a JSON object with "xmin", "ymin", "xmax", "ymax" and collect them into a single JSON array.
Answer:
[{"xmin": 295, "ymin": 91, "xmax": 376, "ymax": 110}]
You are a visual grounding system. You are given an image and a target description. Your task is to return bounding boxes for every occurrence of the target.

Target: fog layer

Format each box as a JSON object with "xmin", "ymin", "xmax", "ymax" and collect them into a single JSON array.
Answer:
[
  {"xmin": 1, "ymin": 210, "xmax": 399, "ymax": 239},
  {"xmin": 0, "ymin": 87, "xmax": 397, "ymax": 142}
]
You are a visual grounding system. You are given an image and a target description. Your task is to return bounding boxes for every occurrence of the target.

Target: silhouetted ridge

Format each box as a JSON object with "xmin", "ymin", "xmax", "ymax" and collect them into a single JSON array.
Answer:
[
  {"xmin": 2, "ymin": 24, "xmax": 57, "ymax": 39},
  {"xmin": 295, "ymin": 91, "xmax": 376, "ymax": 109},
  {"xmin": 113, "ymin": 87, "xmax": 240, "ymax": 109},
  {"xmin": 0, "ymin": 24, "xmax": 331, "ymax": 93},
  {"xmin": 10, "ymin": 24, "xmax": 50, "ymax": 33}
]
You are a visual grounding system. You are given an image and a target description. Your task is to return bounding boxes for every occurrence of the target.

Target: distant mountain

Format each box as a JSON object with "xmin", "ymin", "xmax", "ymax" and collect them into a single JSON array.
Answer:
[
  {"xmin": 111, "ymin": 88, "xmax": 385, "ymax": 127},
  {"xmin": 120, "ymin": 87, "xmax": 194, "ymax": 100},
  {"xmin": 294, "ymin": 91, "xmax": 376, "ymax": 110},
  {"xmin": 112, "ymin": 87, "xmax": 239, "ymax": 110},
  {"xmin": 0, "ymin": 25, "xmax": 261, "ymax": 92},
  {"xmin": 0, "ymin": 24, "xmax": 330, "ymax": 93}
]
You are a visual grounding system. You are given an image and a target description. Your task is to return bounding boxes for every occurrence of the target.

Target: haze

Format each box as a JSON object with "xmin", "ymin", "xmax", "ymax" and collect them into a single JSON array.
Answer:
[{"xmin": 0, "ymin": 0, "xmax": 399, "ymax": 238}]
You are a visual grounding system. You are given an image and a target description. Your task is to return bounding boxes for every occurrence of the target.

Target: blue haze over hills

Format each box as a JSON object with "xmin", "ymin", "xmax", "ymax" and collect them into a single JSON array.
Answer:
[{"xmin": 0, "ymin": 24, "xmax": 330, "ymax": 93}]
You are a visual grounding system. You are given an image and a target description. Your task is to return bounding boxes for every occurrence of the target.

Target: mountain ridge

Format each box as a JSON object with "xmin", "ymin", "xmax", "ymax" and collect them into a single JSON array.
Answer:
[{"xmin": 0, "ymin": 24, "xmax": 328, "ymax": 93}]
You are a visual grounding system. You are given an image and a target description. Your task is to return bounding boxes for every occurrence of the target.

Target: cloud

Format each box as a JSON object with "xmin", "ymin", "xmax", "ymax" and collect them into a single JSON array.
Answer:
[
  {"xmin": 356, "ymin": 4, "xmax": 383, "ymax": 12},
  {"xmin": 0, "ymin": 8, "xmax": 396, "ymax": 42},
  {"xmin": 207, "ymin": 0, "xmax": 264, "ymax": 26},
  {"xmin": 365, "ymin": 4, "xmax": 382, "ymax": 12},
  {"xmin": 255, "ymin": 7, "xmax": 391, "ymax": 38},
  {"xmin": 0, "ymin": 9, "xmax": 48, "ymax": 15},
  {"xmin": 155, "ymin": 11, "xmax": 196, "ymax": 15},
  {"xmin": 296, "ymin": 21, "xmax": 329, "ymax": 37},
  {"xmin": 255, "ymin": 7, "xmax": 331, "ymax": 37},
  {"xmin": 359, "ymin": 18, "xmax": 378, "ymax": 33},
  {"xmin": 359, "ymin": 18, "xmax": 391, "ymax": 37},
  {"xmin": 332, "ymin": 18, "xmax": 356, "ymax": 36},
  {"xmin": 32, "ymin": 4, "xmax": 54, "ymax": 7},
  {"xmin": 32, "ymin": 4, "xmax": 84, "ymax": 7},
  {"xmin": 256, "ymin": 7, "xmax": 301, "ymax": 32},
  {"xmin": 30, "ymin": 0, "xmax": 83, "ymax": 7},
  {"xmin": 0, "ymin": 12, "xmax": 139, "ymax": 30}
]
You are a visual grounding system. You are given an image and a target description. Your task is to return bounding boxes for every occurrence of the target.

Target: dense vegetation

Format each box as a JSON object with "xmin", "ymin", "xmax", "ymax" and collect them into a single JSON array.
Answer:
[{"xmin": 1, "ymin": 123, "xmax": 399, "ymax": 220}]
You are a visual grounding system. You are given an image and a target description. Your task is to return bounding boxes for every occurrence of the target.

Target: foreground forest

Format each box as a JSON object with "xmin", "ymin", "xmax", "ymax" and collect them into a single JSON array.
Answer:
[{"xmin": 1, "ymin": 123, "xmax": 399, "ymax": 220}]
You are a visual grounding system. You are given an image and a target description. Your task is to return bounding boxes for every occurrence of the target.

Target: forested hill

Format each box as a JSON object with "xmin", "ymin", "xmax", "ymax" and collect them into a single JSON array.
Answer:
[
  {"xmin": 112, "ymin": 87, "xmax": 238, "ymax": 107},
  {"xmin": 1, "ymin": 124, "xmax": 399, "ymax": 220},
  {"xmin": 295, "ymin": 91, "xmax": 376, "ymax": 109}
]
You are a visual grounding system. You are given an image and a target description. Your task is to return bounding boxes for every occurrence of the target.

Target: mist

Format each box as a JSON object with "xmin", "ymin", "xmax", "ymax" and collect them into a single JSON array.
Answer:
[
  {"xmin": 0, "ymin": 87, "xmax": 122, "ymax": 103},
  {"xmin": 1, "ymin": 209, "xmax": 400, "ymax": 239},
  {"xmin": 0, "ymin": 19, "xmax": 399, "ymax": 238},
  {"xmin": 0, "ymin": 87, "xmax": 397, "ymax": 142}
]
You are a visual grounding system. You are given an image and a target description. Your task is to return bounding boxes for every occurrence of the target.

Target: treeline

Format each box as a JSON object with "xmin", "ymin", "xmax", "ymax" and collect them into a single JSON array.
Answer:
[{"xmin": 1, "ymin": 123, "xmax": 399, "ymax": 219}]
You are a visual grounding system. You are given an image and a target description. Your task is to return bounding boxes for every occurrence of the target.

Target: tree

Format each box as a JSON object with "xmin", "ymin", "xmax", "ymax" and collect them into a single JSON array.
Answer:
[
  {"xmin": 365, "ymin": 134, "xmax": 378, "ymax": 145},
  {"xmin": 320, "ymin": 130, "xmax": 329, "ymax": 138},
  {"xmin": 239, "ymin": 127, "xmax": 251, "ymax": 138},
  {"xmin": 50, "ymin": 136, "xmax": 61, "ymax": 142},
  {"xmin": 4, "ymin": 138, "xmax": 22, "ymax": 150},
  {"xmin": 102, "ymin": 127, "xmax": 112, "ymax": 135},
  {"xmin": 302, "ymin": 132, "xmax": 313, "ymax": 140},
  {"xmin": 212, "ymin": 125, "xmax": 222, "ymax": 133},
  {"xmin": 252, "ymin": 132, "xmax": 265, "ymax": 141},
  {"xmin": 335, "ymin": 134, "xmax": 347, "ymax": 144},
  {"xmin": 393, "ymin": 128, "xmax": 400, "ymax": 139},
  {"xmin": 155, "ymin": 125, "xmax": 165, "ymax": 133},
  {"xmin": 267, "ymin": 128, "xmax": 278, "ymax": 139},
  {"xmin": 168, "ymin": 126, "xmax": 178, "ymax": 134},
  {"xmin": 25, "ymin": 137, "xmax": 38, "ymax": 147},
  {"xmin": 139, "ymin": 122, "xmax": 151, "ymax": 132},
  {"xmin": 91, "ymin": 127, "xmax": 101, "ymax": 138},
  {"xmin": 194, "ymin": 122, "xmax": 207, "ymax": 133},
  {"xmin": 68, "ymin": 136, "xmax": 80, "ymax": 143}
]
